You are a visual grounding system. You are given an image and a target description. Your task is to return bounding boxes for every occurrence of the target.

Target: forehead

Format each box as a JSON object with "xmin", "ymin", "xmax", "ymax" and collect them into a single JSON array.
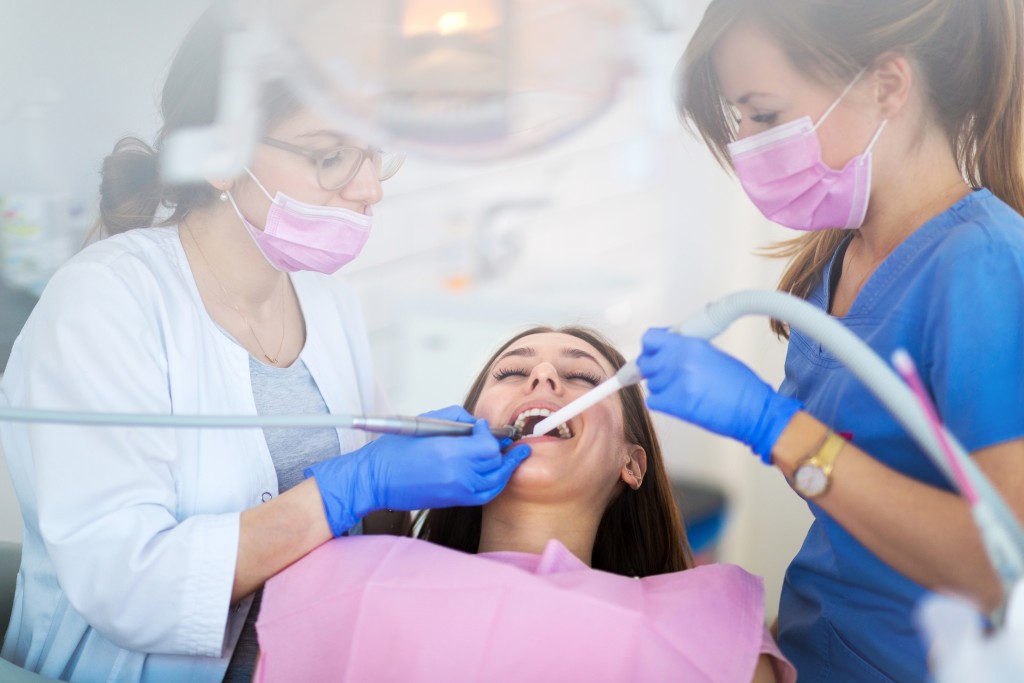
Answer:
[
  {"xmin": 494, "ymin": 333, "xmax": 615, "ymax": 373},
  {"xmin": 711, "ymin": 21, "xmax": 797, "ymax": 103},
  {"xmin": 268, "ymin": 109, "xmax": 357, "ymax": 144}
]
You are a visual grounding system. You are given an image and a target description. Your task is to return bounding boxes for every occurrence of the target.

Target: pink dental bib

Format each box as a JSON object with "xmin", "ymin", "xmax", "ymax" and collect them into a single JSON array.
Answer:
[{"xmin": 255, "ymin": 536, "xmax": 794, "ymax": 682}]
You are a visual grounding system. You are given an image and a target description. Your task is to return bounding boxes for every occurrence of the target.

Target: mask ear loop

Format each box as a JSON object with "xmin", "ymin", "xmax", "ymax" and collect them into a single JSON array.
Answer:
[
  {"xmin": 863, "ymin": 118, "xmax": 889, "ymax": 155},
  {"xmin": 242, "ymin": 167, "xmax": 277, "ymax": 204},
  {"xmin": 812, "ymin": 68, "xmax": 868, "ymax": 132}
]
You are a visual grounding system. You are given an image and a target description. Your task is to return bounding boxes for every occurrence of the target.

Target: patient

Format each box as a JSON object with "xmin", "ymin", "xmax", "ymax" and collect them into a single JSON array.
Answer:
[{"xmin": 254, "ymin": 327, "xmax": 795, "ymax": 683}]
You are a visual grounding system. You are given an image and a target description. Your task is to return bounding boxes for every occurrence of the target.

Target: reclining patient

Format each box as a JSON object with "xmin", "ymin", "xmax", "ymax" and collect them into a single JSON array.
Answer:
[{"xmin": 254, "ymin": 326, "xmax": 795, "ymax": 682}]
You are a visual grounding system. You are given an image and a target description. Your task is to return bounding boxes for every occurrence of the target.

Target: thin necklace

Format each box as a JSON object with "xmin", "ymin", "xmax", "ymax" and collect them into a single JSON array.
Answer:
[{"xmin": 186, "ymin": 226, "xmax": 287, "ymax": 365}]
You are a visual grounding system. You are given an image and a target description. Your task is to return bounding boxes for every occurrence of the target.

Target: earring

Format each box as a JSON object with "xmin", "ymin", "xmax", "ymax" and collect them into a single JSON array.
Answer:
[{"xmin": 219, "ymin": 191, "xmax": 228, "ymax": 202}]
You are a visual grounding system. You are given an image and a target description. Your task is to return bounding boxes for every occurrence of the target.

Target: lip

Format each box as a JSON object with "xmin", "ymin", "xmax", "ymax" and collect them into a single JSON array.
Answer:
[{"xmin": 505, "ymin": 401, "xmax": 576, "ymax": 442}]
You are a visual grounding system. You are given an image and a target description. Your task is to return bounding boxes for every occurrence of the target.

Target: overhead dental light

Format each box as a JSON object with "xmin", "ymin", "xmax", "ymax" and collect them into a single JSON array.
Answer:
[{"xmin": 162, "ymin": 0, "xmax": 634, "ymax": 182}]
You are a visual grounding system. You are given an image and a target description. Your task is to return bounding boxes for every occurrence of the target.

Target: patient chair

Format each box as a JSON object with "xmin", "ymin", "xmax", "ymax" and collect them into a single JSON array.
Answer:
[{"xmin": 0, "ymin": 542, "xmax": 54, "ymax": 681}]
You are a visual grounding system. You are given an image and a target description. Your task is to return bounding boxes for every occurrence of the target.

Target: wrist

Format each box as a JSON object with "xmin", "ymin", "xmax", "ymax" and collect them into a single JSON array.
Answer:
[
  {"xmin": 305, "ymin": 448, "xmax": 379, "ymax": 537},
  {"xmin": 751, "ymin": 394, "xmax": 804, "ymax": 464},
  {"xmin": 768, "ymin": 412, "xmax": 829, "ymax": 477}
]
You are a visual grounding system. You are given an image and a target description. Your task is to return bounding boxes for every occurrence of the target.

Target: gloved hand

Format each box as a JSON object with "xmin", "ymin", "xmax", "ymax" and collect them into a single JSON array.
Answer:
[
  {"xmin": 635, "ymin": 328, "xmax": 802, "ymax": 463},
  {"xmin": 306, "ymin": 406, "xmax": 532, "ymax": 536}
]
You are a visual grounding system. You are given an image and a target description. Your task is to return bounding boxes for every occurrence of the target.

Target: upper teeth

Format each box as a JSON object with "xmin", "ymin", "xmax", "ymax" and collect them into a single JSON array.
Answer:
[{"xmin": 512, "ymin": 408, "xmax": 572, "ymax": 439}]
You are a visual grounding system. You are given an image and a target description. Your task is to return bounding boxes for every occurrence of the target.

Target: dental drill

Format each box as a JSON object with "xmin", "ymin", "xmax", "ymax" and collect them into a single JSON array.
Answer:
[
  {"xmin": 532, "ymin": 289, "xmax": 1024, "ymax": 612},
  {"xmin": 0, "ymin": 406, "xmax": 521, "ymax": 441}
]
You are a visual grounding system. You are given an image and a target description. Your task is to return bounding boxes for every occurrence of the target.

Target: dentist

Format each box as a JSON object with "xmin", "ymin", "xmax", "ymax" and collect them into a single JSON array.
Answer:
[
  {"xmin": 0, "ymin": 6, "xmax": 529, "ymax": 682},
  {"xmin": 638, "ymin": 0, "xmax": 1024, "ymax": 680}
]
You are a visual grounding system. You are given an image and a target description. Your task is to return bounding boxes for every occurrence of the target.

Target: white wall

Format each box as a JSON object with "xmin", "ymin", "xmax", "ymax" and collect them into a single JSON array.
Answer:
[{"xmin": 0, "ymin": 1, "xmax": 812, "ymax": 620}]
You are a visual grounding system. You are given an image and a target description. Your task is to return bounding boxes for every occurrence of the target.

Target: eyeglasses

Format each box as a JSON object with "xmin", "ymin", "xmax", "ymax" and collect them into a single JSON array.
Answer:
[{"xmin": 261, "ymin": 137, "xmax": 404, "ymax": 191}]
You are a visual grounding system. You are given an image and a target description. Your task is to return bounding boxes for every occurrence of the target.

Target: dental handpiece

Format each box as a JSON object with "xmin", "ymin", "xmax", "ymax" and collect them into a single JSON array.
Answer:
[{"xmin": 352, "ymin": 415, "xmax": 521, "ymax": 441}]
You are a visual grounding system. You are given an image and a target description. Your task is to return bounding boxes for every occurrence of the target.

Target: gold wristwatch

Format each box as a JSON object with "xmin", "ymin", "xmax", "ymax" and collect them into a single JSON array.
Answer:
[{"xmin": 792, "ymin": 431, "xmax": 846, "ymax": 498}]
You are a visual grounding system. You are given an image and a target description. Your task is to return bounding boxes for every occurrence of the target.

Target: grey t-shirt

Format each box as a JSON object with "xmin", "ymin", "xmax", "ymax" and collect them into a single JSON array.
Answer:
[{"xmin": 223, "ymin": 356, "xmax": 348, "ymax": 682}]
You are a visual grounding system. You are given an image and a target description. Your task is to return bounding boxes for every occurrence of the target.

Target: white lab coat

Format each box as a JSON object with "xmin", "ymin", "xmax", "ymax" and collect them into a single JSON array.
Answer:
[{"xmin": 0, "ymin": 227, "xmax": 383, "ymax": 681}]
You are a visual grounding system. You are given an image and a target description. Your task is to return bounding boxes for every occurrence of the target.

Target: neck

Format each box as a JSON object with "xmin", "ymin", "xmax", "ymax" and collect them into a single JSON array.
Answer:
[
  {"xmin": 182, "ymin": 202, "xmax": 285, "ymax": 308},
  {"xmin": 856, "ymin": 127, "xmax": 971, "ymax": 263},
  {"xmin": 478, "ymin": 497, "xmax": 602, "ymax": 566}
]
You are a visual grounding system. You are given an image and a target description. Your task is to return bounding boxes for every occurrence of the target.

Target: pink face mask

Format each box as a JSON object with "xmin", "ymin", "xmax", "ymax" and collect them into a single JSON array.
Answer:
[
  {"xmin": 226, "ymin": 170, "xmax": 373, "ymax": 274},
  {"xmin": 727, "ymin": 74, "xmax": 887, "ymax": 231}
]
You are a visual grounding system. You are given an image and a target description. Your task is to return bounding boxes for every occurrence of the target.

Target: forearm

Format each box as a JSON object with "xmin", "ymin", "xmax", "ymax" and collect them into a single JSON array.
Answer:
[
  {"xmin": 772, "ymin": 412, "xmax": 1007, "ymax": 610},
  {"xmin": 233, "ymin": 478, "xmax": 332, "ymax": 602}
]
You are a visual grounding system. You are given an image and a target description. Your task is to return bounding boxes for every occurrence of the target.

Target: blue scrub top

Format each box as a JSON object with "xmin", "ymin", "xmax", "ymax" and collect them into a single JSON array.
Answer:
[{"xmin": 776, "ymin": 189, "xmax": 1024, "ymax": 682}]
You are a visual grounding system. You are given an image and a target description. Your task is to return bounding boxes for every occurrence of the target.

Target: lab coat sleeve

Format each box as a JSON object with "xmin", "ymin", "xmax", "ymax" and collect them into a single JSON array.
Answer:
[
  {"xmin": 925, "ymin": 229, "xmax": 1024, "ymax": 452},
  {"xmin": 20, "ymin": 259, "xmax": 237, "ymax": 656}
]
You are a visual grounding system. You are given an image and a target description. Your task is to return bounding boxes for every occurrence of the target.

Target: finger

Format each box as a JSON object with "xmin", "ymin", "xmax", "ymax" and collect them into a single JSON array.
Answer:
[
  {"xmin": 638, "ymin": 352, "xmax": 680, "ymax": 393},
  {"xmin": 646, "ymin": 393, "xmax": 687, "ymax": 419},
  {"xmin": 640, "ymin": 327, "xmax": 673, "ymax": 353},
  {"xmin": 479, "ymin": 443, "xmax": 531, "ymax": 487}
]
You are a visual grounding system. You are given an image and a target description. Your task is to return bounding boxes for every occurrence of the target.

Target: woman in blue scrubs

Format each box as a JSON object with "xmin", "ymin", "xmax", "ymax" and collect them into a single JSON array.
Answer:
[{"xmin": 636, "ymin": 1, "xmax": 1024, "ymax": 680}]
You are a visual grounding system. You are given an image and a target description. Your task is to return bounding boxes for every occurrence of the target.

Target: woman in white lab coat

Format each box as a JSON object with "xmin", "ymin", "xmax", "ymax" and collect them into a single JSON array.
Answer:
[{"xmin": 0, "ymin": 6, "xmax": 529, "ymax": 682}]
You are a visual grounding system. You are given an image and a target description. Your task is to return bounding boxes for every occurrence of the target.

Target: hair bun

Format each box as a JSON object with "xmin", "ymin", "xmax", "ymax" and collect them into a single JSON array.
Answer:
[{"xmin": 97, "ymin": 137, "xmax": 162, "ymax": 235}]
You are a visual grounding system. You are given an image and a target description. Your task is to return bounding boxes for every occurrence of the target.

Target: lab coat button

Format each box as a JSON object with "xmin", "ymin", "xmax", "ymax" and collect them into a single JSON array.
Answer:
[{"xmin": 261, "ymin": 491, "xmax": 273, "ymax": 502}]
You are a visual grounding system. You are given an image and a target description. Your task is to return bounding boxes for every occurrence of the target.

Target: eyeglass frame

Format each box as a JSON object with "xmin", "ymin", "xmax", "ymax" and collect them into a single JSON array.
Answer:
[{"xmin": 260, "ymin": 137, "xmax": 403, "ymax": 191}]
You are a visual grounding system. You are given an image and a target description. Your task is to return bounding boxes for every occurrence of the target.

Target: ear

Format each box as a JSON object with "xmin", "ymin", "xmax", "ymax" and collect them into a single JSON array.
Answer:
[
  {"xmin": 870, "ymin": 52, "xmax": 913, "ymax": 119},
  {"xmin": 620, "ymin": 445, "xmax": 648, "ymax": 491}
]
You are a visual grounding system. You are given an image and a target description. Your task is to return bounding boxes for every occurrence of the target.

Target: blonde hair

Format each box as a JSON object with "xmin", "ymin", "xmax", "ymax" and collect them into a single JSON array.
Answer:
[{"xmin": 678, "ymin": 0, "xmax": 1024, "ymax": 336}]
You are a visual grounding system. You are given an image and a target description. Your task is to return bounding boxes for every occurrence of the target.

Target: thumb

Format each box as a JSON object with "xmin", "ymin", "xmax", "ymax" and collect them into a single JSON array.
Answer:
[{"xmin": 473, "ymin": 444, "xmax": 532, "ymax": 502}]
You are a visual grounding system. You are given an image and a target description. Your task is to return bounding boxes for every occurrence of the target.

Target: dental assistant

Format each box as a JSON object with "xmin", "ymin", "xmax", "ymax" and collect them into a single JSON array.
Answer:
[
  {"xmin": 0, "ymin": 7, "xmax": 529, "ymax": 682},
  {"xmin": 636, "ymin": 0, "xmax": 1024, "ymax": 681}
]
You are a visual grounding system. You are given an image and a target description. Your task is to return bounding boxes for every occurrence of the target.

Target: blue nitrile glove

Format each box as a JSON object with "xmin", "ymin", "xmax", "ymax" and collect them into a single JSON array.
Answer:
[
  {"xmin": 635, "ymin": 328, "xmax": 803, "ymax": 463},
  {"xmin": 306, "ymin": 406, "xmax": 532, "ymax": 536}
]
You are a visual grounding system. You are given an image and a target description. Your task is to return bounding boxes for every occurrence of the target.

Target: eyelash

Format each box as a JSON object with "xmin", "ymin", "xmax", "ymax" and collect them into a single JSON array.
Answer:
[
  {"xmin": 491, "ymin": 367, "xmax": 602, "ymax": 386},
  {"xmin": 730, "ymin": 109, "xmax": 779, "ymax": 126}
]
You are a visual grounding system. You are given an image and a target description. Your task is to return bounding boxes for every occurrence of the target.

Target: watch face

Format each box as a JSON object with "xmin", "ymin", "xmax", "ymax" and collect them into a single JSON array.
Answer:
[{"xmin": 795, "ymin": 465, "xmax": 828, "ymax": 497}]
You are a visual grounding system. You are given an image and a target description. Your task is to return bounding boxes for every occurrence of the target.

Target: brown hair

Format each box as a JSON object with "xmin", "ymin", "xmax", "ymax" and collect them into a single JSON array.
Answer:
[
  {"xmin": 416, "ymin": 326, "xmax": 693, "ymax": 578},
  {"xmin": 89, "ymin": 5, "xmax": 302, "ymax": 240},
  {"xmin": 678, "ymin": 0, "xmax": 1024, "ymax": 336}
]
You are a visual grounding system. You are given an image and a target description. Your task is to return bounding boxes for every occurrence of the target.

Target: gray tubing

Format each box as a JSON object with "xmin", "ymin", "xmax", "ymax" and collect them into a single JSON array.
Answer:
[
  {"xmin": 0, "ymin": 406, "xmax": 358, "ymax": 429},
  {"xmin": 675, "ymin": 289, "xmax": 1024, "ymax": 591}
]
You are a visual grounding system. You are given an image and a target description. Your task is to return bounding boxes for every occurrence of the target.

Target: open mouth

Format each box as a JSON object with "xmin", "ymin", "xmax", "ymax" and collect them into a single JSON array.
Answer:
[{"xmin": 512, "ymin": 408, "xmax": 573, "ymax": 440}]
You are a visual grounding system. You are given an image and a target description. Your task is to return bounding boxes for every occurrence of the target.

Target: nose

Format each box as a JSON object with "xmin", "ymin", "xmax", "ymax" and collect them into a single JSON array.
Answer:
[
  {"xmin": 340, "ymin": 156, "xmax": 383, "ymax": 205},
  {"xmin": 528, "ymin": 362, "xmax": 563, "ymax": 394}
]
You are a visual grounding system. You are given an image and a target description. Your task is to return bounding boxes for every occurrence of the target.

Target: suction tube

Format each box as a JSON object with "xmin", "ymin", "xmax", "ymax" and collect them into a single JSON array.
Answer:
[{"xmin": 664, "ymin": 289, "xmax": 1024, "ymax": 597}]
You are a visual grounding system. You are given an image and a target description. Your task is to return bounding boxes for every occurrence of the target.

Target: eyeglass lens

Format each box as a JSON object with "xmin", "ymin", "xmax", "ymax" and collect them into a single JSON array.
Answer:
[{"xmin": 318, "ymin": 148, "xmax": 403, "ymax": 190}]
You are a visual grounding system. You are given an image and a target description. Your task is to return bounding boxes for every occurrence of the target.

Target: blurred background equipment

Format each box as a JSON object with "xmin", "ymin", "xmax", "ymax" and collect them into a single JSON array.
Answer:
[{"xmin": 162, "ymin": 0, "xmax": 635, "ymax": 181}]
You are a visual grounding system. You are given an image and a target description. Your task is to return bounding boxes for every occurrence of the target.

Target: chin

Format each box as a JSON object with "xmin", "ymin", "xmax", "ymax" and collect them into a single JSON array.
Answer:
[{"xmin": 499, "ymin": 457, "xmax": 565, "ymax": 499}]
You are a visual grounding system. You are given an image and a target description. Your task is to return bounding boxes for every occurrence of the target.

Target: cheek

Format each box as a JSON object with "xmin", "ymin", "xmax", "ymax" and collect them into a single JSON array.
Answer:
[{"xmin": 471, "ymin": 386, "xmax": 507, "ymax": 423}]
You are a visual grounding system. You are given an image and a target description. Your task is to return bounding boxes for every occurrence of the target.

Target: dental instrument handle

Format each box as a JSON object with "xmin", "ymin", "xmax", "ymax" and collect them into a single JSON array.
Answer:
[
  {"xmin": 891, "ymin": 349, "xmax": 979, "ymax": 505},
  {"xmin": 352, "ymin": 415, "xmax": 519, "ymax": 440}
]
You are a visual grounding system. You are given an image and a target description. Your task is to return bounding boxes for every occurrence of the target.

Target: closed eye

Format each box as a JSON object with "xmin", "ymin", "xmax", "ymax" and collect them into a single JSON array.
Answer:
[
  {"xmin": 565, "ymin": 371, "xmax": 601, "ymax": 386},
  {"xmin": 750, "ymin": 112, "xmax": 778, "ymax": 125},
  {"xmin": 493, "ymin": 366, "xmax": 529, "ymax": 381}
]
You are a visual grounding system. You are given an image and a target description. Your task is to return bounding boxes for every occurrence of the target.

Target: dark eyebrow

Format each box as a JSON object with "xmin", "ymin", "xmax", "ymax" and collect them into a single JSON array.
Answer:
[
  {"xmin": 493, "ymin": 344, "xmax": 606, "ymax": 375},
  {"xmin": 494, "ymin": 346, "xmax": 535, "ymax": 364},
  {"xmin": 728, "ymin": 92, "xmax": 770, "ymax": 106},
  {"xmin": 561, "ymin": 347, "xmax": 604, "ymax": 370},
  {"xmin": 295, "ymin": 130, "xmax": 360, "ymax": 147}
]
